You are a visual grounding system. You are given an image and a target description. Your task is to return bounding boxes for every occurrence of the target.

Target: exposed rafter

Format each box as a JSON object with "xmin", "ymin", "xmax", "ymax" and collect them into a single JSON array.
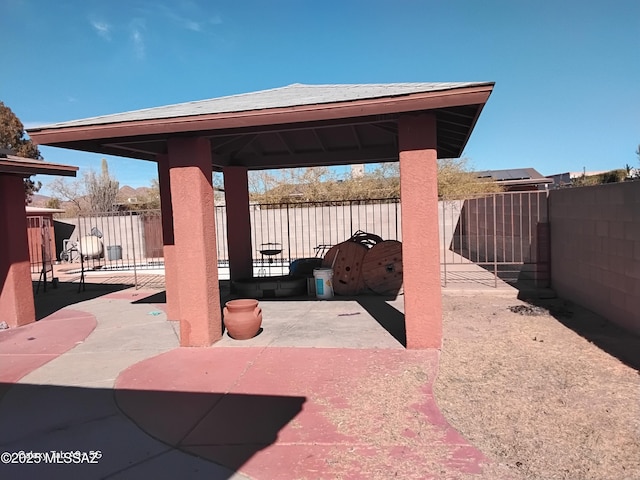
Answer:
[
  {"xmin": 222, "ymin": 145, "xmax": 399, "ymax": 170},
  {"xmin": 276, "ymin": 132, "xmax": 294, "ymax": 155},
  {"xmin": 312, "ymin": 129, "xmax": 327, "ymax": 152},
  {"xmin": 350, "ymin": 125, "xmax": 362, "ymax": 150}
]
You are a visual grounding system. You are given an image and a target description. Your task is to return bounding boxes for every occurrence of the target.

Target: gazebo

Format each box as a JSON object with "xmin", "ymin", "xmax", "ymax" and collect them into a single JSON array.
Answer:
[{"xmin": 27, "ymin": 82, "xmax": 494, "ymax": 349}]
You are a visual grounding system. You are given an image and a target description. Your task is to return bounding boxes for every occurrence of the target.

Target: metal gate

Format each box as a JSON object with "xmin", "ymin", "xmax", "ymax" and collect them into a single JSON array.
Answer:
[
  {"xmin": 440, "ymin": 191, "xmax": 549, "ymax": 288},
  {"xmin": 56, "ymin": 210, "xmax": 166, "ymax": 289},
  {"xmin": 27, "ymin": 215, "xmax": 54, "ymax": 275}
]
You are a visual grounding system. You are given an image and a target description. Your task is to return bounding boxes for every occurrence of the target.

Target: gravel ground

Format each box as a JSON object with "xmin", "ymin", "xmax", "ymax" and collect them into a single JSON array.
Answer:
[{"xmin": 435, "ymin": 293, "xmax": 640, "ymax": 480}]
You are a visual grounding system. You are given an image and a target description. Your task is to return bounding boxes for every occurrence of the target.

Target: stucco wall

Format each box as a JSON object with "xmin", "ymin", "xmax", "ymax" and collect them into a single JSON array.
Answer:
[{"xmin": 549, "ymin": 181, "xmax": 640, "ymax": 334}]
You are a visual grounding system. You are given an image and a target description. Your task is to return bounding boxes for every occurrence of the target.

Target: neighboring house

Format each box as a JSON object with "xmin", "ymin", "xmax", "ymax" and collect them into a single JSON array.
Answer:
[{"xmin": 475, "ymin": 168, "xmax": 553, "ymax": 191}]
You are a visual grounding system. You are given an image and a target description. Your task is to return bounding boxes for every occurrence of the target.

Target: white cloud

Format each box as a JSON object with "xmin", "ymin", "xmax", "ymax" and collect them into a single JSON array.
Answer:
[
  {"xmin": 157, "ymin": 3, "xmax": 221, "ymax": 32},
  {"xmin": 184, "ymin": 19, "xmax": 201, "ymax": 32},
  {"xmin": 90, "ymin": 19, "xmax": 111, "ymax": 40},
  {"xmin": 131, "ymin": 28, "xmax": 145, "ymax": 59},
  {"xmin": 129, "ymin": 18, "xmax": 147, "ymax": 60}
]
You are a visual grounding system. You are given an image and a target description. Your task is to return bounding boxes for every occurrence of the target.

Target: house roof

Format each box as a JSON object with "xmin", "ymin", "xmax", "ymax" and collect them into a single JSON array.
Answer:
[
  {"xmin": 0, "ymin": 154, "xmax": 78, "ymax": 177},
  {"xmin": 476, "ymin": 168, "xmax": 553, "ymax": 186},
  {"xmin": 28, "ymin": 82, "xmax": 494, "ymax": 170},
  {"xmin": 25, "ymin": 206, "xmax": 66, "ymax": 214}
]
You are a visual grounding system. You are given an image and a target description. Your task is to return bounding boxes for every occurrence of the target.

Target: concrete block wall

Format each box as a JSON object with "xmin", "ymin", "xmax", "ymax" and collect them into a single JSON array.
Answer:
[{"xmin": 549, "ymin": 181, "xmax": 640, "ymax": 334}]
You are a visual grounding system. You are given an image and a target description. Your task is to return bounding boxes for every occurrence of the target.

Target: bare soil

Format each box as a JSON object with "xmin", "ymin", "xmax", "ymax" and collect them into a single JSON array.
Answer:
[{"xmin": 435, "ymin": 293, "xmax": 640, "ymax": 480}]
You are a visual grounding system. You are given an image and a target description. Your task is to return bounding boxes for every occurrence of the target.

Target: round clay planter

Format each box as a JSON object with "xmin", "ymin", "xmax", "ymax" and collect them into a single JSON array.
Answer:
[{"xmin": 223, "ymin": 299, "xmax": 262, "ymax": 340}]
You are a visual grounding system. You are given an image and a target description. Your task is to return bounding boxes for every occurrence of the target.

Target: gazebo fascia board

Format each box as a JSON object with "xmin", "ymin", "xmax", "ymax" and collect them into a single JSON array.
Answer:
[
  {"xmin": 0, "ymin": 155, "xmax": 79, "ymax": 177},
  {"xmin": 28, "ymin": 84, "xmax": 493, "ymax": 165}
]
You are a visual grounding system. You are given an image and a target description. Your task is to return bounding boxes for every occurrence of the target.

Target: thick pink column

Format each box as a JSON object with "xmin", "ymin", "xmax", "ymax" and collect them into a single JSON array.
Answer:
[
  {"xmin": 0, "ymin": 175, "xmax": 36, "ymax": 328},
  {"xmin": 157, "ymin": 154, "xmax": 180, "ymax": 321},
  {"xmin": 223, "ymin": 166, "xmax": 253, "ymax": 282},
  {"xmin": 167, "ymin": 138, "xmax": 222, "ymax": 347},
  {"xmin": 398, "ymin": 114, "xmax": 442, "ymax": 349}
]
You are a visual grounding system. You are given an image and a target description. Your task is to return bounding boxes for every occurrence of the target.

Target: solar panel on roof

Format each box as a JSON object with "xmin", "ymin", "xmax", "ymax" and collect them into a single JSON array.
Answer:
[{"xmin": 476, "ymin": 168, "xmax": 536, "ymax": 181}]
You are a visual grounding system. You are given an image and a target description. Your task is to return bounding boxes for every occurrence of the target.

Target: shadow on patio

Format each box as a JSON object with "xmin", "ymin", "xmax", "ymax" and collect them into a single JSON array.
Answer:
[
  {"xmin": 0, "ymin": 382, "xmax": 304, "ymax": 478},
  {"xmin": 32, "ymin": 280, "xmax": 132, "ymax": 321}
]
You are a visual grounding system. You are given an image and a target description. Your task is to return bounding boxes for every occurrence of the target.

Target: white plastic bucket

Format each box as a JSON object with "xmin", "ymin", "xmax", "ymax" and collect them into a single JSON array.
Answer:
[{"xmin": 313, "ymin": 268, "xmax": 334, "ymax": 299}]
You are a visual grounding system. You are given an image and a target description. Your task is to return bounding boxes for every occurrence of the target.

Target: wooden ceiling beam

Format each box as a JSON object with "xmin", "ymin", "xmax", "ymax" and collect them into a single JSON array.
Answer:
[{"xmin": 223, "ymin": 145, "xmax": 399, "ymax": 170}]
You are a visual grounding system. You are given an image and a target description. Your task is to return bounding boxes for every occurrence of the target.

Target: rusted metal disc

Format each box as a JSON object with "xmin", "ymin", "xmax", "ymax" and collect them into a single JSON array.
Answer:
[
  {"xmin": 321, "ymin": 241, "xmax": 368, "ymax": 295},
  {"xmin": 362, "ymin": 240, "xmax": 403, "ymax": 295}
]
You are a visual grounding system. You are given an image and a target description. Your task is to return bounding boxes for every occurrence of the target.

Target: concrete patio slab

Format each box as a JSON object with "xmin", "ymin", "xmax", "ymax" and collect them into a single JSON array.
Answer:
[
  {"xmin": 115, "ymin": 347, "xmax": 487, "ymax": 479},
  {"xmin": 0, "ymin": 284, "xmax": 493, "ymax": 478},
  {"xmin": 216, "ymin": 299, "xmax": 405, "ymax": 349}
]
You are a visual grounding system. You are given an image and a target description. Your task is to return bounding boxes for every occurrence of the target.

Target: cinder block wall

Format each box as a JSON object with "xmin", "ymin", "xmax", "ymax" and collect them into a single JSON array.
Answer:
[{"xmin": 549, "ymin": 181, "xmax": 640, "ymax": 334}]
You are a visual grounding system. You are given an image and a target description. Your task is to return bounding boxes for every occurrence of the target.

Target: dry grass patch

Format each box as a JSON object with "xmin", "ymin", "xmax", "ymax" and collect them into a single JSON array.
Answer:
[{"xmin": 435, "ymin": 294, "xmax": 640, "ymax": 480}]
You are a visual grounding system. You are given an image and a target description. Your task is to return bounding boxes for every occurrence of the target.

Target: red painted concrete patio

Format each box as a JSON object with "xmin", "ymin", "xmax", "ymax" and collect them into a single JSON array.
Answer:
[
  {"xmin": 116, "ymin": 347, "xmax": 485, "ymax": 479},
  {"xmin": 0, "ymin": 285, "xmax": 490, "ymax": 478}
]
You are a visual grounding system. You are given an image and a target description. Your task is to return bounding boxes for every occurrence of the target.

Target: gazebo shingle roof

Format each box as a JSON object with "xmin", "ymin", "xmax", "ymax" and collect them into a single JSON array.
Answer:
[
  {"xmin": 36, "ymin": 82, "xmax": 492, "ymax": 129},
  {"xmin": 27, "ymin": 81, "xmax": 494, "ymax": 167}
]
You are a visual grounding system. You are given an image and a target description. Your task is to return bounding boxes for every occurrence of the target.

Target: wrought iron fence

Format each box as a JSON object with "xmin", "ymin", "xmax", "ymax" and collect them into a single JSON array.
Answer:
[
  {"xmin": 236, "ymin": 198, "xmax": 401, "ymax": 266},
  {"xmin": 440, "ymin": 191, "xmax": 549, "ymax": 287},
  {"xmin": 43, "ymin": 193, "xmax": 549, "ymax": 289},
  {"xmin": 213, "ymin": 199, "xmax": 401, "ymax": 276}
]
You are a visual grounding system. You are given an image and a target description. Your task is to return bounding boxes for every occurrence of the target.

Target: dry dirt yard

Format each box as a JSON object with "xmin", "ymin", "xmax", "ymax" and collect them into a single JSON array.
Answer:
[{"xmin": 435, "ymin": 292, "xmax": 640, "ymax": 480}]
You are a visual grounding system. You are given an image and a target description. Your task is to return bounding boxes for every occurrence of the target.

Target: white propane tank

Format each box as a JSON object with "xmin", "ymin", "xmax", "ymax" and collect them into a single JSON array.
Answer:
[{"xmin": 78, "ymin": 235, "xmax": 103, "ymax": 258}]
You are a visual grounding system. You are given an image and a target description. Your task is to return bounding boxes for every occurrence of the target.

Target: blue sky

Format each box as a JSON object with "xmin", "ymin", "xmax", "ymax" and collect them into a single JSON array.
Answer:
[{"xmin": 2, "ymin": 0, "xmax": 639, "ymax": 194}]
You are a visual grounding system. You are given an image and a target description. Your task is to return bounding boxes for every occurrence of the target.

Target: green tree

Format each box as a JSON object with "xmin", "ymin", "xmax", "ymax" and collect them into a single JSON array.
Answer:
[
  {"xmin": 45, "ymin": 197, "xmax": 61, "ymax": 209},
  {"xmin": 138, "ymin": 178, "xmax": 161, "ymax": 209},
  {"xmin": 437, "ymin": 158, "xmax": 503, "ymax": 199},
  {"xmin": 572, "ymin": 169, "xmax": 627, "ymax": 187},
  {"xmin": 0, "ymin": 101, "xmax": 42, "ymax": 203}
]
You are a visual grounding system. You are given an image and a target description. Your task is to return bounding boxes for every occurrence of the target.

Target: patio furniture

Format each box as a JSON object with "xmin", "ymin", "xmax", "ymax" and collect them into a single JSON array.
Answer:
[{"xmin": 258, "ymin": 242, "xmax": 282, "ymax": 276}]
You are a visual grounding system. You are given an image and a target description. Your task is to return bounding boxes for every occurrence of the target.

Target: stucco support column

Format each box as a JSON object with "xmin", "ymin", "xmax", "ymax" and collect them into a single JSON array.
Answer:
[
  {"xmin": 398, "ymin": 113, "xmax": 442, "ymax": 349},
  {"xmin": 157, "ymin": 154, "xmax": 180, "ymax": 321},
  {"xmin": 223, "ymin": 166, "xmax": 253, "ymax": 282},
  {"xmin": 0, "ymin": 175, "xmax": 36, "ymax": 328},
  {"xmin": 167, "ymin": 138, "xmax": 222, "ymax": 346}
]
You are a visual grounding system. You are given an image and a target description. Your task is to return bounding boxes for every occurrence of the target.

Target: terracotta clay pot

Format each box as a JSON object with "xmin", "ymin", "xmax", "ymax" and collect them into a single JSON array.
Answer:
[{"xmin": 223, "ymin": 299, "xmax": 262, "ymax": 340}]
